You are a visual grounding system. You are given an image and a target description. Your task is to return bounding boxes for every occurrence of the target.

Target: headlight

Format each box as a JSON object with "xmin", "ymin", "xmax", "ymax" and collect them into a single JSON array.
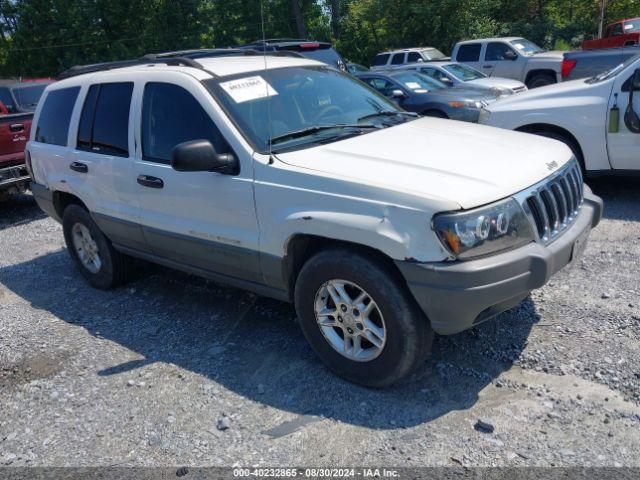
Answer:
[
  {"xmin": 448, "ymin": 100, "xmax": 484, "ymax": 109},
  {"xmin": 478, "ymin": 108, "xmax": 491, "ymax": 124},
  {"xmin": 491, "ymin": 86, "xmax": 512, "ymax": 97},
  {"xmin": 433, "ymin": 198, "xmax": 535, "ymax": 259}
]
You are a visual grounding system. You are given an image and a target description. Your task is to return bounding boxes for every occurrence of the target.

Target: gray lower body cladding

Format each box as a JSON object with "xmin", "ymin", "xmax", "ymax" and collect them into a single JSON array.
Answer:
[{"xmin": 395, "ymin": 190, "xmax": 603, "ymax": 335}]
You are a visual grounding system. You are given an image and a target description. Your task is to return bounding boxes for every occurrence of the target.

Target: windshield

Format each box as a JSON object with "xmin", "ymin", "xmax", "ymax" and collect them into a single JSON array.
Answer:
[
  {"xmin": 205, "ymin": 66, "xmax": 408, "ymax": 152},
  {"xmin": 510, "ymin": 39, "xmax": 543, "ymax": 55},
  {"xmin": 12, "ymin": 83, "xmax": 48, "ymax": 110},
  {"xmin": 422, "ymin": 48, "xmax": 446, "ymax": 60},
  {"xmin": 393, "ymin": 72, "xmax": 447, "ymax": 92},
  {"xmin": 443, "ymin": 63, "xmax": 485, "ymax": 81},
  {"xmin": 625, "ymin": 19, "xmax": 640, "ymax": 33}
]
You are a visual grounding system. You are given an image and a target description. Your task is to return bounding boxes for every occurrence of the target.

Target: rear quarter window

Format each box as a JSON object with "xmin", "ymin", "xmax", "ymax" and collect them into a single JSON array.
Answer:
[
  {"xmin": 371, "ymin": 54, "xmax": 390, "ymax": 67},
  {"xmin": 35, "ymin": 87, "xmax": 80, "ymax": 146},
  {"xmin": 456, "ymin": 44, "xmax": 482, "ymax": 62}
]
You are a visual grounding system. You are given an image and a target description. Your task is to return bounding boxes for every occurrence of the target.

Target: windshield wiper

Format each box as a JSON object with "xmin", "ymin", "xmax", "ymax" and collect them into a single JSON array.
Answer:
[
  {"xmin": 270, "ymin": 124, "xmax": 379, "ymax": 145},
  {"xmin": 356, "ymin": 110, "xmax": 418, "ymax": 123}
]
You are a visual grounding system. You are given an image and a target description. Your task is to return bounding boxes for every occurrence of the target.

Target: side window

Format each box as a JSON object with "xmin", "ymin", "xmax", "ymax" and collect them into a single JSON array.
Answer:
[
  {"xmin": 485, "ymin": 42, "xmax": 515, "ymax": 61},
  {"xmin": 142, "ymin": 82, "xmax": 230, "ymax": 165},
  {"xmin": 611, "ymin": 23, "xmax": 623, "ymax": 36},
  {"xmin": 76, "ymin": 83, "xmax": 133, "ymax": 157},
  {"xmin": 456, "ymin": 44, "xmax": 481, "ymax": 62},
  {"xmin": 0, "ymin": 88, "xmax": 15, "ymax": 113},
  {"xmin": 421, "ymin": 67, "xmax": 448, "ymax": 83},
  {"xmin": 35, "ymin": 87, "xmax": 80, "ymax": 146},
  {"xmin": 371, "ymin": 54, "xmax": 390, "ymax": 67},
  {"xmin": 407, "ymin": 52, "xmax": 422, "ymax": 63},
  {"xmin": 364, "ymin": 78, "xmax": 397, "ymax": 96},
  {"xmin": 391, "ymin": 53, "xmax": 405, "ymax": 65}
]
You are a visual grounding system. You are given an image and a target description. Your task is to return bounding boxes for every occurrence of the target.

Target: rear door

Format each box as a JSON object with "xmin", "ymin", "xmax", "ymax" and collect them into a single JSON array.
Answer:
[
  {"xmin": 132, "ymin": 74, "xmax": 260, "ymax": 282},
  {"xmin": 454, "ymin": 43, "xmax": 483, "ymax": 71}
]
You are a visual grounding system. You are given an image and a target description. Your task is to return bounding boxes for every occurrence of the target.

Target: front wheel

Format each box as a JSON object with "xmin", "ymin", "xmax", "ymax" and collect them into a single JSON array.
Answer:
[
  {"xmin": 62, "ymin": 204, "xmax": 131, "ymax": 289},
  {"xmin": 526, "ymin": 72, "xmax": 556, "ymax": 89},
  {"xmin": 294, "ymin": 248, "xmax": 433, "ymax": 387}
]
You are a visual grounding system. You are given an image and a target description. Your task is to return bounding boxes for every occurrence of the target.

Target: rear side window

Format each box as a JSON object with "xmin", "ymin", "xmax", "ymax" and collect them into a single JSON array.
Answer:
[
  {"xmin": 142, "ymin": 82, "xmax": 229, "ymax": 165},
  {"xmin": 456, "ymin": 43, "xmax": 481, "ymax": 62},
  {"xmin": 371, "ymin": 54, "xmax": 389, "ymax": 67},
  {"xmin": 35, "ymin": 87, "xmax": 80, "ymax": 146},
  {"xmin": 0, "ymin": 87, "xmax": 15, "ymax": 112},
  {"xmin": 407, "ymin": 52, "xmax": 422, "ymax": 63},
  {"xmin": 391, "ymin": 53, "xmax": 405, "ymax": 65},
  {"xmin": 77, "ymin": 82, "xmax": 133, "ymax": 157}
]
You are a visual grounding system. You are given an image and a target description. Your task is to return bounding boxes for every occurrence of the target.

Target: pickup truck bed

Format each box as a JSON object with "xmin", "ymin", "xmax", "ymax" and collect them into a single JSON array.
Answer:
[
  {"xmin": 562, "ymin": 47, "xmax": 640, "ymax": 81},
  {"xmin": 0, "ymin": 112, "xmax": 32, "ymax": 196}
]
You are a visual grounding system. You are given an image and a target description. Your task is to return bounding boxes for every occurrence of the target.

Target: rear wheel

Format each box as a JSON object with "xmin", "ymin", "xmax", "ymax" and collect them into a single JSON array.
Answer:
[
  {"xmin": 62, "ymin": 204, "xmax": 130, "ymax": 289},
  {"xmin": 294, "ymin": 248, "xmax": 433, "ymax": 387},
  {"xmin": 526, "ymin": 72, "xmax": 556, "ymax": 89}
]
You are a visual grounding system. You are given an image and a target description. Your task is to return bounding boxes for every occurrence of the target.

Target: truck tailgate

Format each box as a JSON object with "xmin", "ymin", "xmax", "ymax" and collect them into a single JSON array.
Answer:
[{"xmin": 0, "ymin": 112, "xmax": 32, "ymax": 167}]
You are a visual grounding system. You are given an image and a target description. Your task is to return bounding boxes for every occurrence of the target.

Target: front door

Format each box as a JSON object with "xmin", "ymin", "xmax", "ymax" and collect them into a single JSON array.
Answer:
[
  {"xmin": 132, "ymin": 76, "xmax": 261, "ymax": 283},
  {"xmin": 482, "ymin": 42, "xmax": 522, "ymax": 80},
  {"xmin": 606, "ymin": 66, "xmax": 640, "ymax": 170}
]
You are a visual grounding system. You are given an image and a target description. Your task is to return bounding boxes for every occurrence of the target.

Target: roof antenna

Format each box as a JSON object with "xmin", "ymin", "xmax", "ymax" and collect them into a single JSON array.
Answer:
[{"xmin": 260, "ymin": 0, "xmax": 274, "ymax": 164}]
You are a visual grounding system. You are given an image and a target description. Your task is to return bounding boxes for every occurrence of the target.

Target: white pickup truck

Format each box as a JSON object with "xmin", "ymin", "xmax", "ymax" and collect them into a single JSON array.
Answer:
[
  {"xmin": 452, "ymin": 37, "xmax": 564, "ymax": 89},
  {"xmin": 479, "ymin": 55, "xmax": 640, "ymax": 174},
  {"xmin": 28, "ymin": 52, "xmax": 602, "ymax": 386}
]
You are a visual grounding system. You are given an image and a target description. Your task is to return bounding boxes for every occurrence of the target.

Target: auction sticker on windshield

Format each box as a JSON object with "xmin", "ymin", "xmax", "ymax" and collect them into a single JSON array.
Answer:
[{"xmin": 220, "ymin": 76, "xmax": 278, "ymax": 103}]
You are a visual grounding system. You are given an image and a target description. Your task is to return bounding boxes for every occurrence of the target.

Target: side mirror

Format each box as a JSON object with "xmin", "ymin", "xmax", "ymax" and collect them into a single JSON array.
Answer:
[
  {"xmin": 171, "ymin": 139, "xmax": 239, "ymax": 175},
  {"xmin": 504, "ymin": 50, "xmax": 517, "ymax": 61},
  {"xmin": 391, "ymin": 89, "xmax": 406, "ymax": 98},
  {"xmin": 0, "ymin": 101, "xmax": 7, "ymax": 115}
]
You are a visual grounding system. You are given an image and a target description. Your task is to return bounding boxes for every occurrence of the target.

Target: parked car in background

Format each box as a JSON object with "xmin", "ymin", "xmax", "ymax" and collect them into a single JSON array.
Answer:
[
  {"xmin": 561, "ymin": 47, "xmax": 640, "ymax": 81},
  {"xmin": 237, "ymin": 38, "xmax": 346, "ymax": 70},
  {"xmin": 582, "ymin": 18, "xmax": 640, "ymax": 50},
  {"xmin": 479, "ymin": 54, "xmax": 640, "ymax": 175},
  {"xmin": 346, "ymin": 62, "xmax": 369, "ymax": 74},
  {"xmin": 28, "ymin": 52, "xmax": 601, "ymax": 386},
  {"xmin": 357, "ymin": 70, "xmax": 497, "ymax": 122},
  {"xmin": 0, "ymin": 80, "xmax": 53, "ymax": 114},
  {"xmin": 0, "ymin": 80, "xmax": 51, "ymax": 199},
  {"xmin": 394, "ymin": 61, "xmax": 527, "ymax": 97},
  {"xmin": 452, "ymin": 37, "xmax": 563, "ymax": 89},
  {"xmin": 370, "ymin": 47, "xmax": 447, "ymax": 70}
]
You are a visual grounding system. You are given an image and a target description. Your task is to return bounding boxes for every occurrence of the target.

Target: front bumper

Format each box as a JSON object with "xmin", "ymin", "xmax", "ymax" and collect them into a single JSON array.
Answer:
[
  {"xmin": 396, "ymin": 189, "xmax": 603, "ymax": 335},
  {"xmin": 0, "ymin": 164, "xmax": 29, "ymax": 192}
]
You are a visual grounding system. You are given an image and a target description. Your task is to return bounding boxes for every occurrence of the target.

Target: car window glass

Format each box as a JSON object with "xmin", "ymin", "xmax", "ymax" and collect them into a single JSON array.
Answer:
[
  {"xmin": 142, "ymin": 82, "xmax": 229, "ymax": 164},
  {"xmin": 407, "ymin": 52, "xmax": 422, "ymax": 63},
  {"xmin": 76, "ymin": 82, "xmax": 133, "ymax": 157},
  {"xmin": 421, "ymin": 67, "xmax": 449, "ymax": 83},
  {"xmin": 371, "ymin": 54, "xmax": 389, "ymax": 67},
  {"xmin": 35, "ymin": 87, "xmax": 80, "ymax": 146},
  {"xmin": 391, "ymin": 53, "xmax": 405, "ymax": 65},
  {"xmin": 0, "ymin": 88, "xmax": 15, "ymax": 112},
  {"xmin": 456, "ymin": 44, "xmax": 481, "ymax": 62},
  {"xmin": 364, "ymin": 77, "xmax": 397, "ymax": 95},
  {"xmin": 611, "ymin": 23, "xmax": 623, "ymax": 36},
  {"xmin": 486, "ymin": 42, "xmax": 515, "ymax": 61}
]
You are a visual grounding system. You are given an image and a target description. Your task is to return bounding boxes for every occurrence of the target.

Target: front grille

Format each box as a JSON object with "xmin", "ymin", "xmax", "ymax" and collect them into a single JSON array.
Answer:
[{"xmin": 518, "ymin": 160, "xmax": 584, "ymax": 243}]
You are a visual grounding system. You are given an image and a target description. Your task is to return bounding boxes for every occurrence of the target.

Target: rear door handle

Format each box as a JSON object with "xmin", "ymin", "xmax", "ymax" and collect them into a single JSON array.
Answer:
[
  {"xmin": 137, "ymin": 175, "xmax": 164, "ymax": 189},
  {"xmin": 10, "ymin": 123, "xmax": 24, "ymax": 132},
  {"xmin": 69, "ymin": 161, "xmax": 88, "ymax": 173}
]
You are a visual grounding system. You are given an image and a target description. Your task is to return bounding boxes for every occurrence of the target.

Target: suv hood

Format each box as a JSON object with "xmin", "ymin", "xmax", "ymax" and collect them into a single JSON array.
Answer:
[{"xmin": 275, "ymin": 118, "xmax": 572, "ymax": 210}]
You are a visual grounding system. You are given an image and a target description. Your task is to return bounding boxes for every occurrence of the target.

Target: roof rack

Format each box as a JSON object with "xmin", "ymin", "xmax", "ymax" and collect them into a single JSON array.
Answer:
[
  {"xmin": 58, "ymin": 56, "xmax": 206, "ymax": 80},
  {"xmin": 158, "ymin": 48, "xmax": 305, "ymax": 60}
]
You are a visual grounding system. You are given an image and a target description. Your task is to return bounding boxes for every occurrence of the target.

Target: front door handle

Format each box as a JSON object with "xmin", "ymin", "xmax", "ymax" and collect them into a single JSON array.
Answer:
[
  {"xmin": 69, "ymin": 161, "xmax": 88, "ymax": 173},
  {"xmin": 137, "ymin": 175, "xmax": 164, "ymax": 189},
  {"xmin": 10, "ymin": 123, "xmax": 24, "ymax": 132}
]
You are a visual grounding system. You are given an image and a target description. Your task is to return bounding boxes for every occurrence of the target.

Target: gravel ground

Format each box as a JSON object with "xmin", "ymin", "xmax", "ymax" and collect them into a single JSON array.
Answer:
[{"xmin": 0, "ymin": 179, "xmax": 639, "ymax": 468}]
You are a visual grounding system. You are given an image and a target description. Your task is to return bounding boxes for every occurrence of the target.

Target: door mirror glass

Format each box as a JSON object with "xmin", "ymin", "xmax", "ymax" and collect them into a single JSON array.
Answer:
[
  {"xmin": 171, "ymin": 139, "xmax": 239, "ymax": 175},
  {"xmin": 504, "ymin": 50, "xmax": 517, "ymax": 61}
]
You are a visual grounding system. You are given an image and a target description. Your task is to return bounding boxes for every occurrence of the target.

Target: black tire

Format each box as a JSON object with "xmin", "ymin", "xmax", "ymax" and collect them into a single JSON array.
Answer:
[
  {"xmin": 62, "ymin": 204, "xmax": 130, "ymax": 289},
  {"xmin": 531, "ymin": 130, "xmax": 585, "ymax": 174},
  {"xmin": 294, "ymin": 248, "xmax": 433, "ymax": 387},
  {"xmin": 526, "ymin": 72, "xmax": 556, "ymax": 89},
  {"xmin": 423, "ymin": 109, "xmax": 448, "ymax": 118}
]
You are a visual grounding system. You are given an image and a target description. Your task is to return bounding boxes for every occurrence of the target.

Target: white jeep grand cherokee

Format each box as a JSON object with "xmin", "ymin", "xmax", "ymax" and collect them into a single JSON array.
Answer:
[{"xmin": 28, "ymin": 52, "xmax": 602, "ymax": 386}]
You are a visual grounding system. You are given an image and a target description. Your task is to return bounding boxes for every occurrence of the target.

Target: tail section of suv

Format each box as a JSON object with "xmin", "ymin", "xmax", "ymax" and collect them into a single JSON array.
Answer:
[{"xmin": 28, "ymin": 53, "xmax": 601, "ymax": 386}]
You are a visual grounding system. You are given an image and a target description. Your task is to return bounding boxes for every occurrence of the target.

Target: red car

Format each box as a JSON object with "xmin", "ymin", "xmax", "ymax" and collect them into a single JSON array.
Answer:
[{"xmin": 582, "ymin": 18, "xmax": 640, "ymax": 50}]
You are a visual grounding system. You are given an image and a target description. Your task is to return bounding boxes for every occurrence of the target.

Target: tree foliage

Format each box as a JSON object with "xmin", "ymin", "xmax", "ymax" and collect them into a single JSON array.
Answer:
[{"xmin": 0, "ymin": 0, "xmax": 639, "ymax": 76}]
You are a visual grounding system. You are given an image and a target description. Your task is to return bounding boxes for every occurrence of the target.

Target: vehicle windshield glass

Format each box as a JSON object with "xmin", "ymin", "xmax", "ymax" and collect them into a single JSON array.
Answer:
[
  {"xmin": 294, "ymin": 47, "xmax": 343, "ymax": 68},
  {"xmin": 12, "ymin": 83, "xmax": 48, "ymax": 110},
  {"xmin": 624, "ymin": 20, "xmax": 640, "ymax": 33},
  {"xmin": 393, "ymin": 72, "xmax": 447, "ymax": 91},
  {"xmin": 588, "ymin": 55, "xmax": 639, "ymax": 83},
  {"xmin": 422, "ymin": 48, "xmax": 446, "ymax": 60},
  {"xmin": 205, "ymin": 66, "xmax": 407, "ymax": 153},
  {"xmin": 443, "ymin": 63, "xmax": 486, "ymax": 81},
  {"xmin": 510, "ymin": 39, "xmax": 543, "ymax": 55}
]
